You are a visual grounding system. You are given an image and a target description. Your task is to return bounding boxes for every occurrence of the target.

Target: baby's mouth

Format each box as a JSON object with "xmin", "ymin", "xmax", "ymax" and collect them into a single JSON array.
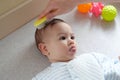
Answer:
[{"xmin": 69, "ymin": 46, "xmax": 76, "ymax": 54}]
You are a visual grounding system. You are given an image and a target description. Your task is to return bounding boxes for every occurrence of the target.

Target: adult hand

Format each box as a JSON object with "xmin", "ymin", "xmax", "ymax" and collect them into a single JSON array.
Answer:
[{"xmin": 39, "ymin": 0, "xmax": 78, "ymax": 19}]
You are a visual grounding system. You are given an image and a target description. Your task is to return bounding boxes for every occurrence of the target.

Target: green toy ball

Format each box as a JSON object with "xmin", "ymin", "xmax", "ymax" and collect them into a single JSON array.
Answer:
[{"xmin": 102, "ymin": 5, "xmax": 117, "ymax": 21}]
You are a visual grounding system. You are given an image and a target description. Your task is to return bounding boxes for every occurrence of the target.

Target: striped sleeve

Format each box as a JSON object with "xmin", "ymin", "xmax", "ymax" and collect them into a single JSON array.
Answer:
[
  {"xmin": 68, "ymin": 53, "xmax": 105, "ymax": 80},
  {"xmin": 32, "ymin": 64, "xmax": 72, "ymax": 80},
  {"xmin": 91, "ymin": 52, "xmax": 120, "ymax": 80}
]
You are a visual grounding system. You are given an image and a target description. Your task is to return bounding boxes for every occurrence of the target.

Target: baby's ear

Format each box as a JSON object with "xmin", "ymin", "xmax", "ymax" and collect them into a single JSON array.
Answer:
[{"xmin": 38, "ymin": 43, "xmax": 49, "ymax": 56}]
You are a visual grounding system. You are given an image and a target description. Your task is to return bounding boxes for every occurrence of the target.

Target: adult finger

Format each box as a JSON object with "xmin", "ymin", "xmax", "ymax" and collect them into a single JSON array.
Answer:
[
  {"xmin": 38, "ymin": 7, "xmax": 52, "ymax": 19},
  {"xmin": 45, "ymin": 8, "xmax": 60, "ymax": 19},
  {"xmin": 38, "ymin": 0, "xmax": 55, "ymax": 19}
]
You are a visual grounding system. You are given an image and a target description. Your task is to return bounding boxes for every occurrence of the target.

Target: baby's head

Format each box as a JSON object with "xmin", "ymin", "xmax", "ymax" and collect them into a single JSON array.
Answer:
[{"xmin": 35, "ymin": 18, "xmax": 77, "ymax": 63}]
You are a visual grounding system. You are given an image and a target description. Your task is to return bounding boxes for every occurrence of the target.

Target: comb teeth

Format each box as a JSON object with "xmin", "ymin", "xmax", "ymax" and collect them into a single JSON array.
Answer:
[{"xmin": 34, "ymin": 16, "xmax": 47, "ymax": 28}]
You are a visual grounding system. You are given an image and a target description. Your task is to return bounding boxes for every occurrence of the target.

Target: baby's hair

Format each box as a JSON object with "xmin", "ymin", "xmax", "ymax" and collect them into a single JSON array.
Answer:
[{"xmin": 35, "ymin": 18, "xmax": 65, "ymax": 49}]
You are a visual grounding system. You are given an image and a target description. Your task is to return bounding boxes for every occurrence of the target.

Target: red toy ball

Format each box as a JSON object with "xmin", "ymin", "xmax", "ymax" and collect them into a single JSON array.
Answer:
[{"xmin": 90, "ymin": 2, "xmax": 104, "ymax": 17}]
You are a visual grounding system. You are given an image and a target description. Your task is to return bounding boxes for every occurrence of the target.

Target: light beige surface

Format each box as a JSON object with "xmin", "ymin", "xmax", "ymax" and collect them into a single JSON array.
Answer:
[
  {"xmin": 0, "ymin": 0, "xmax": 48, "ymax": 39},
  {"xmin": 0, "ymin": 2, "xmax": 120, "ymax": 80},
  {"xmin": 0, "ymin": 0, "xmax": 26, "ymax": 16}
]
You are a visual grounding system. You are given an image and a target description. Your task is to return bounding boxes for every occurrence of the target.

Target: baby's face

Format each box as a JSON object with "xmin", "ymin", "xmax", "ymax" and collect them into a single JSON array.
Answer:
[{"xmin": 43, "ymin": 22, "xmax": 77, "ymax": 62}]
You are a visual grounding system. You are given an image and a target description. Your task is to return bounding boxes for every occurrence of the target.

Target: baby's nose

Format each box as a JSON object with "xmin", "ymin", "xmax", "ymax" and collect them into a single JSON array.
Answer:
[{"xmin": 68, "ymin": 38, "xmax": 75, "ymax": 46}]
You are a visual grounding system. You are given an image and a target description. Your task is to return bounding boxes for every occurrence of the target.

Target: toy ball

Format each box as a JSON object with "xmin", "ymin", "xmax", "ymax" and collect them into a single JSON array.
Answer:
[
  {"xmin": 90, "ymin": 2, "xmax": 104, "ymax": 17},
  {"xmin": 102, "ymin": 5, "xmax": 117, "ymax": 21},
  {"xmin": 77, "ymin": 3, "xmax": 92, "ymax": 13}
]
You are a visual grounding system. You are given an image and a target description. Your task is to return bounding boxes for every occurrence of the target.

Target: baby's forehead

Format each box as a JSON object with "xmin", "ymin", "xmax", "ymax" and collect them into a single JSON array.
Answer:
[
  {"xmin": 43, "ymin": 22, "xmax": 66, "ymax": 30},
  {"xmin": 44, "ymin": 22, "xmax": 72, "ymax": 34}
]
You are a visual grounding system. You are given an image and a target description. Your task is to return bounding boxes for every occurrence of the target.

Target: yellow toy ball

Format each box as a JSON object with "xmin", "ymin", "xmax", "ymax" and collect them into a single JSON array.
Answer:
[{"xmin": 102, "ymin": 5, "xmax": 117, "ymax": 21}]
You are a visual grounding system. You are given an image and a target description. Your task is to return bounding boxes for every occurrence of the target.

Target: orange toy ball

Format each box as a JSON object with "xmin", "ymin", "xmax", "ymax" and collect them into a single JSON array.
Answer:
[{"xmin": 77, "ymin": 3, "xmax": 92, "ymax": 13}]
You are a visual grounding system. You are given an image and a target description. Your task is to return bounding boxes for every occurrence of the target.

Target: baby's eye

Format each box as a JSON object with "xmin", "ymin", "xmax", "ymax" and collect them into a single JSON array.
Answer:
[
  {"xmin": 71, "ymin": 36, "xmax": 75, "ymax": 40},
  {"xmin": 59, "ymin": 36, "xmax": 66, "ymax": 40}
]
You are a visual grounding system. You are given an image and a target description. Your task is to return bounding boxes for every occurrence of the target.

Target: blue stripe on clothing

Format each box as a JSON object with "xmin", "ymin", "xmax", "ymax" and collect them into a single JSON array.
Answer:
[{"xmin": 32, "ymin": 52, "xmax": 120, "ymax": 80}]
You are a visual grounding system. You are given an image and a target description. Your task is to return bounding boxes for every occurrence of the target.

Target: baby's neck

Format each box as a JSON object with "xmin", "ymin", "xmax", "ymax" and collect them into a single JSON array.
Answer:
[{"xmin": 50, "ymin": 59, "xmax": 72, "ymax": 63}]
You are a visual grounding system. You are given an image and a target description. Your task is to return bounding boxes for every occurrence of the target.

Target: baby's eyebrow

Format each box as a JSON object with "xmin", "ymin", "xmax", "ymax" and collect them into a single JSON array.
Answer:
[
  {"xmin": 57, "ymin": 33, "xmax": 66, "ymax": 36},
  {"xmin": 57, "ymin": 33, "xmax": 74, "ymax": 36}
]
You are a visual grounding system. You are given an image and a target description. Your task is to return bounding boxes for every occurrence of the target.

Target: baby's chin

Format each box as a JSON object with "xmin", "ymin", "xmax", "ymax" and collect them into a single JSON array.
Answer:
[
  {"xmin": 63, "ymin": 57, "xmax": 75, "ymax": 62},
  {"xmin": 68, "ymin": 50, "xmax": 76, "ymax": 56},
  {"xmin": 61, "ymin": 55, "xmax": 75, "ymax": 62},
  {"xmin": 67, "ymin": 54, "xmax": 76, "ymax": 60}
]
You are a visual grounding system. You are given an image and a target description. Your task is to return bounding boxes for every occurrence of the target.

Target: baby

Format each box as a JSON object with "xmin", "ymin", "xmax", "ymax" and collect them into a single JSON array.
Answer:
[{"xmin": 33, "ymin": 18, "xmax": 120, "ymax": 80}]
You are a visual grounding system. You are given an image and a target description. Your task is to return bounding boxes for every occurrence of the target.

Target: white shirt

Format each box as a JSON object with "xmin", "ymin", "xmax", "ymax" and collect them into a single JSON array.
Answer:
[{"xmin": 32, "ymin": 52, "xmax": 120, "ymax": 80}]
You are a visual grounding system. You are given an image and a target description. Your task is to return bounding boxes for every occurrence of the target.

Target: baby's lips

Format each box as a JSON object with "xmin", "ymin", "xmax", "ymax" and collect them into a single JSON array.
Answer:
[{"xmin": 69, "ymin": 46, "xmax": 76, "ymax": 53}]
